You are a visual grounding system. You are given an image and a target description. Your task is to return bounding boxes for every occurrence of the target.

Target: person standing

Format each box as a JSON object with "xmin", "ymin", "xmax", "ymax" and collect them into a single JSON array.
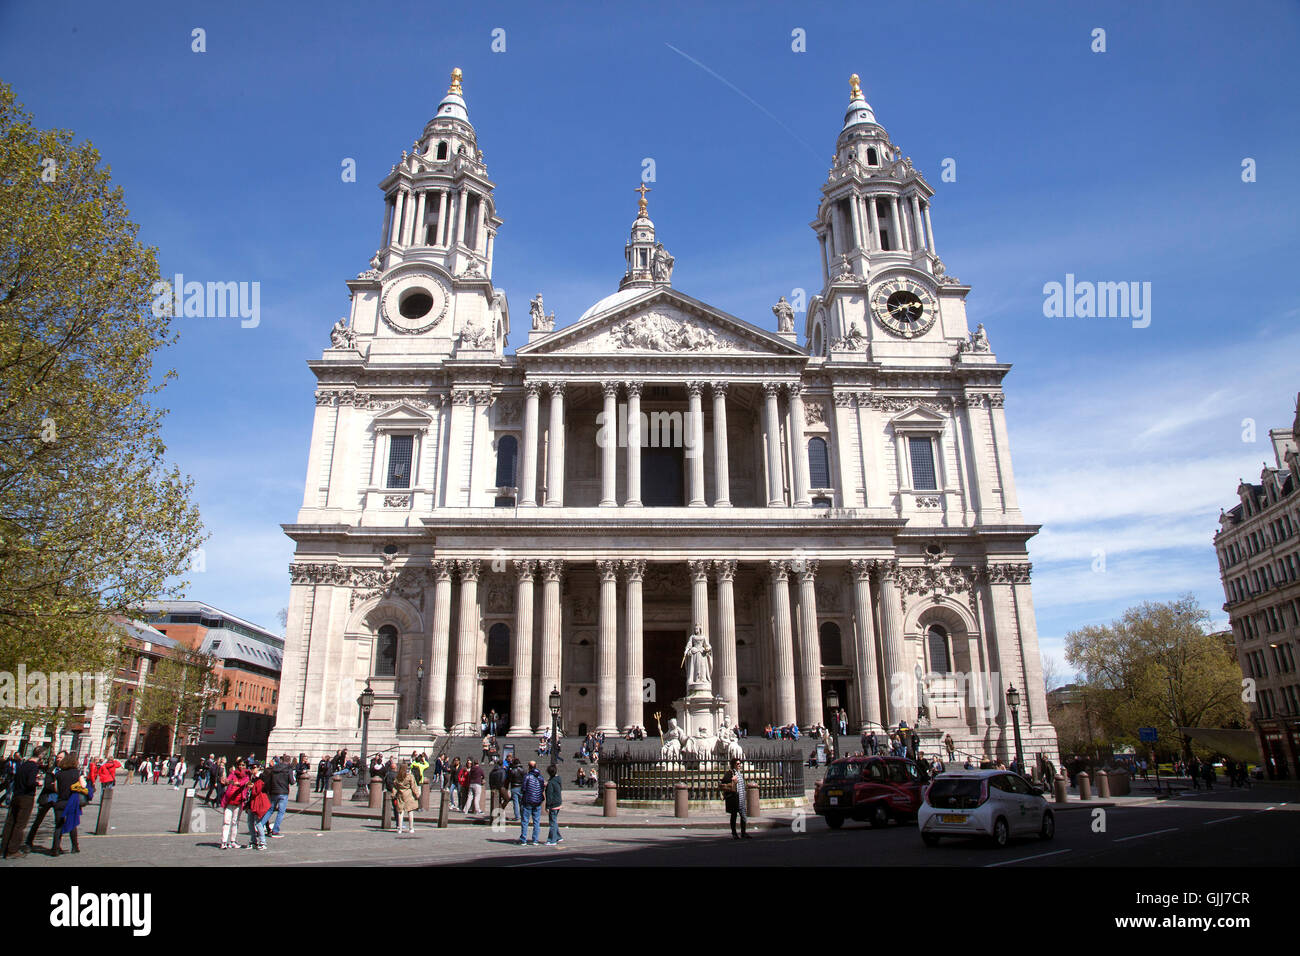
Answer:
[
  {"xmin": 393, "ymin": 762, "xmax": 419, "ymax": 834},
  {"xmin": 245, "ymin": 768, "xmax": 271, "ymax": 851},
  {"xmin": 466, "ymin": 759, "xmax": 484, "ymax": 815},
  {"xmin": 1, "ymin": 750, "xmax": 42, "ymax": 858},
  {"xmin": 24, "ymin": 749, "xmax": 67, "ymax": 850},
  {"xmin": 219, "ymin": 758, "xmax": 251, "ymax": 850},
  {"xmin": 96, "ymin": 754, "xmax": 121, "ymax": 801},
  {"xmin": 264, "ymin": 755, "xmax": 292, "ymax": 838},
  {"xmin": 50, "ymin": 753, "xmax": 88, "ymax": 857},
  {"xmin": 518, "ymin": 760, "xmax": 544, "ymax": 846},
  {"xmin": 544, "ymin": 764, "xmax": 563, "ymax": 846},
  {"xmin": 507, "ymin": 755, "xmax": 525, "ymax": 822},
  {"xmin": 446, "ymin": 757, "xmax": 461, "ymax": 809},
  {"xmin": 721, "ymin": 758, "xmax": 749, "ymax": 839}
]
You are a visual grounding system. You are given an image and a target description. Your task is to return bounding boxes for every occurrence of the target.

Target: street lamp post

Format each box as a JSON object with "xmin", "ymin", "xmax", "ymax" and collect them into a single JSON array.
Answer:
[
  {"xmin": 354, "ymin": 679, "xmax": 375, "ymax": 802},
  {"xmin": 826, "ymin": 687, "xmax": 840, "ymax": 759},
  {"xmin": 548, "ymin": 687, "xmax": 561, "ymax": 767},
  {"xmin": 415, "ymin": 660, "xmax": 425, "ymax": 725},
  {"xmin": 1005, "ymin": 685, "xmax": 1024, "ymax": 774}
]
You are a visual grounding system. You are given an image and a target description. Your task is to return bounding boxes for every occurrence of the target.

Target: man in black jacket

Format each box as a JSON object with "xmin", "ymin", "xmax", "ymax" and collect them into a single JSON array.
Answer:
[
  {"xmin": 264, "ymin": 755, "xmax": 293, "ymax": 838},
  {"xmin": 24, "ymin": 749, "xmax": 66, "ymax": 850},
  {"xmin": 2, "ymin": 750, "xmax": 42, "ymax": 858},
  {"xmin": 507, "ymin": 756, "xmax": 525, "ymax": 822}
]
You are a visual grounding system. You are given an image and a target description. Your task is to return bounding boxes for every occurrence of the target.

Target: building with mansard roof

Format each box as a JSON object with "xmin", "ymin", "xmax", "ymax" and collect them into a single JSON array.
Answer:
[{"xmin": 268, "ymin": 70, "xmax": 1058, "ymax": 766}]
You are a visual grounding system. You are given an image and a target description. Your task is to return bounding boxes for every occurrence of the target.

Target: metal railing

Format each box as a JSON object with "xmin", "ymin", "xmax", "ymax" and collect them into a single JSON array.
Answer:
[{"xmin": 598, "ymin": 746, "xmax": 805, "ymax": 801}]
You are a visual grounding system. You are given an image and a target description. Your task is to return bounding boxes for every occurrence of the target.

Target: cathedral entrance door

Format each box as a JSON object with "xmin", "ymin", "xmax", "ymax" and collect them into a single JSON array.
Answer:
[
  {"xmin": 481, "ymin": 680, "xmax": 511, "ymax": 736},
  {"xmin": 642, "ymin": 630, "xmax": 688, "ymax": 730}
]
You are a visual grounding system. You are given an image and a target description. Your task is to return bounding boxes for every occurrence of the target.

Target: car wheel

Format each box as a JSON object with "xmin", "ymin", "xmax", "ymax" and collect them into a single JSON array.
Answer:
[
  {"xmin": 991, "ymin": 817, "xmax": 1010, "ymax": 847},
  {"xmin": 868, "ymin": 804, "xmax": 889, "ymax": 828},
  {"xmin": 1039, "ymin": 810, "xmax": 1055, "ymax": 841},
  {"xmin": 921, "ymin": 832, "xmax": 940, "ymax": 847},
  {"xmin": 825, "ymin": 813, "xmax": 844, "ymax": 829}
]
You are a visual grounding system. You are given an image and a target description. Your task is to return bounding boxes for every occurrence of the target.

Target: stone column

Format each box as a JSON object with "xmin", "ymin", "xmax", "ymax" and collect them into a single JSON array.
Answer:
[
  {"xmin": 711, "ymin": 382, "xmax": 731, "ymax": 507},
  {"xmin": 762, "ymin": 382, "xmax": 785, "ymax": 506},
  {"xmin": 425, "ymin": 560, "xmax": 453, "ymax": 734},
  {"xmin": 899, "ymin": 194, "xmax": 914, "ymax": 250},
  {"xmin": 455, "ymin": 185, "xmax": 468, "ymax": 246},
  {"xmin": 848, "ymin": 194, "xmax": 863, "ymax": 252},
  {"xmin": 508, "ymin": 560, "xmax": 536, "ymax": 736},
  {"xmin": 794, "ymin": 559, "xmax": 823, "ymax": 727},
  {"xmin": 600, "ymin": 382, "xmax": 618, "ymax": 506},
  {"xmin": 875, "ymin": 561, "xmax": 907, "ymax": 727},
  {"xmin": 544, "ymin": 381, "xmax": 565, "ymax": 506},
  {"xmin": 519, "ymin": 381, "xmax": 541, "ymax": 506},
  {"xmin": 686, "ymin": 382, "xmax": 706, "ymax": 507},
  {"xmin": 767, "ymin": 560, "xmax": 797, "ymax": 727},
  {"xmin": 867, "ymin": 195, "xmax": 880, "ymax": 251},
  {"xmin": 911, "ymin": 196, "xmax": 926, "ymax": 252},
  {"xmin": 620, "ymin": 560, "xmax": 646, "ymax": 731},
  {"xmin": 451, "ymin": 559, "xmax": 481, "ymax": 729},
  {"xmin": 923, "ymin": 201, "xmax": 937, "ymax": 256},
  {"xmin": 889, "ymin": 196, "xmax": 902, "ymax": 252},
  {"xmin": 413, "ymin": 191, "xmax": 427, "ymax": 245},
  {"xmin": 787, "ymin": 384, "xmax": 812, "ymax": 506},
  {"xmin": 714, "ymin": 560, "xmax": 739, "ymax": 722},
  {"xmin": 596, "ymin": 560, "xmax": 620, "ymax": 733},
  {"xmin": 391, "ymin": 190, "xmax": 407, "ymax": 248},
  {"xmin": 536, "ymin": 559, "xmax": 563, "ymax": 732},
  {"xmin": 689, "ymin": 560, "xmax": 711, "ymax": 643},
  {"xmin": 849, "ymin": 559, "xmax": 882, "ymax": 732},
  {"xmin": 624, "ymin": 382, "xmax": 642, "ymax": 506}
]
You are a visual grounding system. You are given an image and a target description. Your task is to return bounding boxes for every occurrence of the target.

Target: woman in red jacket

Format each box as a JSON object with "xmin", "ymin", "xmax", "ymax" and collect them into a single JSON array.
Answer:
[
  {"xmin": 245, "ymin": 769, "xmax": 271, "ymax": 851},
  {"xmin": 219, "ymin": 758, "xmax": 251, "ymax": 850}
]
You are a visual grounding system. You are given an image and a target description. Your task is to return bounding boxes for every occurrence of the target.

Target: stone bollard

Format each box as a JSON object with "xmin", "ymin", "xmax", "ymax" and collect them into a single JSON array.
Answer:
[
  {"xmin": 1077, "ymin": 771, "xmax": 1092, "ymax": 800},
  {"xmin": 381, "ymin": 793, "xmax": 393, "ymax": 830},
  {"xmin": 419, "ymin": 782, "xmax": 431, "ymax": 811},
  {"xmin": 331, "ymin": 777, "xmax": 343, "ymax": 805},
  {"xmin": 747, "ymin": 785, "xmax": 762, "ymax": 818},
  {"xmin": 321, "ymin": 790, "xmax": 333, "ymax": 831},
  {"xmin": 438, "ymin": 788, "xmax": 450, "ymax": 828},
  {"xmin": 177, "ymin": 787, "xmax": 195, "ymax": 834},
  {"xmin": 1096, "ymin": 770, "xmax": 1111, "ymax": 799},
  {"xmin": 296, "ymin": 775, "xmax": 311, "ymax": 804},
  {"xmin": 603, "ymin": 781, "xmax": 617, "ymax": 817},
  {"xmin": 94, "ymin": 786, "xmax": 114, "ymax": 836},
  {"xmin": 674, "ymin": 782, "xmax": 689, "ymax": 818},
  {"xmin": 1054, "ymin": 772, "xmax": 1069, "ymax": 804},
  {"xmin": 368, "ymin": 776, "xmax": 384, "ymax": 810}
]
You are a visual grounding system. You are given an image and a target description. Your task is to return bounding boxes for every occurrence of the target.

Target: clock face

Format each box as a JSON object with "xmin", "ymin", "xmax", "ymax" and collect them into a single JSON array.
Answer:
[
  {"xmin": 380, "ymin": 272, "xmax": 450, "ymax": 334},
  {"xmin": 872, "ymin": 277, "xmax": 938, "ymax": 338}
]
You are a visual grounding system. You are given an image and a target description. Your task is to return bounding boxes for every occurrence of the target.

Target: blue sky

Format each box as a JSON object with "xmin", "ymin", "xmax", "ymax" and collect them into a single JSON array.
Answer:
[{"xmin": 3, "ymin": 1, "xmax": 1298, "ymax": 676}]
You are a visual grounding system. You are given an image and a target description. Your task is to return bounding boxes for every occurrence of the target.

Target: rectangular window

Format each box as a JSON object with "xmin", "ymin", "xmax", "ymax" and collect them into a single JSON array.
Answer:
[
  {"xmin": 387, "ymin": 435, "xmax": 414, "ymax": 488},
  {"xmin": 908, "ymin": 436, "xmax": 938, "ymax": 490}
]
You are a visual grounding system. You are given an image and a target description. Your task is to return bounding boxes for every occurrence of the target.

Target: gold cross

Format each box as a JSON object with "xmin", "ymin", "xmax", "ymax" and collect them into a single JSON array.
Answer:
[{"xmin": 635, "ymin": 183, "xmax": 651, "ymax": 215}]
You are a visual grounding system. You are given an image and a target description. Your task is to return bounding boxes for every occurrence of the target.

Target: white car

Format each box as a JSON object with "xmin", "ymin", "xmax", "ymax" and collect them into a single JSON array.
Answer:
[{"xmin": 917, "ymin": 770, "xmax": 1054, "ymax": 847}]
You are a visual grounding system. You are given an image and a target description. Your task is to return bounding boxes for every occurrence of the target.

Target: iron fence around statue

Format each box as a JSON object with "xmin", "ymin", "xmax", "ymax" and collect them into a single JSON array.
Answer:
[{"xmin": 597, "ymin": 746, "xmax": 805, "ymax": 801}]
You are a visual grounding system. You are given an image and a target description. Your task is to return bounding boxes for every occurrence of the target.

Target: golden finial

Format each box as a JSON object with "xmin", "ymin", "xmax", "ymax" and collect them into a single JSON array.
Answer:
[
  {"xmin": 849, "ymin": 73, "xmax": 862, "ymax": 98},
  {"xmin": 635, "ymin": 182, "xmax": 651, "ymax": 217},
  {"xmin": 448, "ymin": 68, "xmax": 463, "ymax": 95}
]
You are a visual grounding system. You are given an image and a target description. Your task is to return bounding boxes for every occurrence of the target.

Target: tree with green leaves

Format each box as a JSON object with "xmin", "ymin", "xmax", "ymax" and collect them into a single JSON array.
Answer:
[
  {"xmin": 1064, "ymin": 595, "xmax": 1248, "ymax": 761},
  {"xmin": 0, "ymin": 81, "xmax": 205, "ymax": 735},
  {"xmin": 132, "ymin": 645, "xmax": 218, "ymax": 753}
]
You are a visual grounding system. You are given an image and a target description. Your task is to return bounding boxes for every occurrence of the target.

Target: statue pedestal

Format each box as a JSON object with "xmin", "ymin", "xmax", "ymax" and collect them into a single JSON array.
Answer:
[{"xmin": 673, "ymin": 689, "xmax": 728, "ymax": 740}]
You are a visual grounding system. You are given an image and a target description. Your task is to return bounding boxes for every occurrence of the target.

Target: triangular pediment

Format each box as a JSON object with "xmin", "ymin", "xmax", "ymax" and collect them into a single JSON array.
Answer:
[
  {"xmin": 517, "ymin": 288, "xmax": 806, "ymax": 358},
  {"xmin": 370, "ymin": 401, "xmax": 433, "ymax": 427},
  {"xmin": 889, "ymin": 405, "xmax": 947, "ymax": 427}
]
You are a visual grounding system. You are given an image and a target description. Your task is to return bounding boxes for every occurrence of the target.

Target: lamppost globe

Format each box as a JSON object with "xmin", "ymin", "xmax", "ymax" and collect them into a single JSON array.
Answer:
[
  {"xmin": 1005, "ymin": 685, "xmax": 1020, "ymax": 711},
  {"xmin": 1005, "ymin": 684, "xmax": 1024, "ymax": 774},
  {"xmin": 355, "ymin": 678, "xmax": 375, "ymax": 801},
  {"xmin": 548, "ymin": 687, "xmax": 560, "ymax": 717}
]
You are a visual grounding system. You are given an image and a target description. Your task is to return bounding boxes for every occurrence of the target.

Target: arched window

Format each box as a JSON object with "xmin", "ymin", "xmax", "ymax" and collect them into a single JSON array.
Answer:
[
  {"xmin": 812, "ymin": 324, "xmax": 823, "ymax": 356},
  {"xmin": 495, "ymin": 434, "xmax": 518, "ymax": 487},
  {"xmin": 927, "ymin": 624, "xmax": 950, "ymax": 674},
  {"xmin": 376, "ymin": 625, "xmax": 398, "ymax": 677},
  {"xmin": 436, "ymin": 141, "xmax": 448, "ymax": 160},
  {"xmin": 867, "ymin": 147, "xmax": 879, "ymax": 165},
  {"xmin": 487, "ymin": 623, "xmax": 510, "ymax": 667},
  {"xmin": 808, "ymin": 437, "xmax": 830, "ymax": 488},
  {"xmin": 819, "ymin": 621, "xmax": 843, "ymax": 666}
]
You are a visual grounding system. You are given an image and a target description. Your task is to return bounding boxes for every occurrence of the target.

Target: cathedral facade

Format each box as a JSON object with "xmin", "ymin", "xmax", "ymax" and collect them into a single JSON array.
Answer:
[{"xmin": 268, "ymin": 70, "xmax": 1059, "ymax": 765}]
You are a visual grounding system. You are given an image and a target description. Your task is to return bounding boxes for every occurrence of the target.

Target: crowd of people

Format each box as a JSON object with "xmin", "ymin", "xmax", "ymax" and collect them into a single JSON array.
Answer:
[{"xmin": 1, "ymin": 748, "xmax": 109, "ymax": 859}]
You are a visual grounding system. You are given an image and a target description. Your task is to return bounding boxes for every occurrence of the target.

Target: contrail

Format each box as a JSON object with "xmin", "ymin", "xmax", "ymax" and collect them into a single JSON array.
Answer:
[{"xmin": 664, "ymin": 43, "xmax": 823, "ymax": 161}]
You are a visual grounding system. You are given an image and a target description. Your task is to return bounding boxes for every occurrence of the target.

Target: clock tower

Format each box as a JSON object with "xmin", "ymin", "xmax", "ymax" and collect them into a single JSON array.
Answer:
[{"xmin": 805, "ymin": 75, "xmax": 972, "ymax": 365}]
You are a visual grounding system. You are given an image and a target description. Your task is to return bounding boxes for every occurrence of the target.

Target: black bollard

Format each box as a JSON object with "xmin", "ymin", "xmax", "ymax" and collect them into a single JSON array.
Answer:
[
  {"xmin": 321, "ymin": 790, "xmax": 333, "ymax": 831},
  {"xmin": 178, "ymin": 787, "xmax": 195, "ymax": 834},
  {"xmin": 94, "ymin": 786, "xmax": 114, "ymax": 836},
  {"xmin": 438, "ymin": 788, "xmax": 449, "ymax": 829}
]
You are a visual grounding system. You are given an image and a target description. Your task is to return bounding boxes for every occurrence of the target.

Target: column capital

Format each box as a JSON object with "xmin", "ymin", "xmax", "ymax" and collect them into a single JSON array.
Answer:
[
  {"xmin": 688, "ymin": 558, "xmax": 711, "ymax": 582},
  {"xmin": 597, "ymin": 559, "xmax": 620, "ymax": 581},
  {"xmin": 710, "ymin": 381, "xmax": 729, "ymax": 397},
  {"xmin": 524, "ymin": 380, "xmax": 544, "ymax": 397},
  {"xmin": 786, "ymin": 382, "xmax": 804, "ymax": 399},
  {"xmin": 762, "ymin": 381, "xmax": 782, "ymax": 399},
  {"xmin": 685, "ymin": 380, "xmax": 705, "ymax": 398},
  {"xmin": 624, "ymin": 381, "xmax": 643, "ymax": 398},
  {"xmin": 713, "ymin": 559, "xmax": 737, "ymax": 582},
  {"xmin": 540, "ymin": 558, "xmax": 565, "ymax": 582},
  {"xmin": 514, "ymin": 559, "xmax": 537, "ymax": 582},
  {"xmin": 794, "ymin": 558, "xmax": 820, "ymax": 582},
  {"xmin": 431, "ymin": 558, "xmax": 454, "ymax": 581},
  {"xmin": 621, "ymin": 558, "xmax": 647, "ymax": 580},
  {"xmin": 833, "ymin": 391, "xmax": 856, "ymax": 408},
  {"xmin": 456, "ymin": 558, "xmax": 481, "ymax": 582},
  {"xmin": 873, "ymin": 558, "xmax": 900, "ymax": 583},
  {"xmin": 849, "ymin": 558, "xmax": 874, "ymax": 581},
  {"xmin": 768, "ymin": 558, "xmax": 791, "ymax": 582},
  {"xmin": 545, "ymin": 380, "xmax": 566, "ymax": 398},
  {"xmin": 601, "ymin": 381, "xmax": 619, "ymax": 398}
]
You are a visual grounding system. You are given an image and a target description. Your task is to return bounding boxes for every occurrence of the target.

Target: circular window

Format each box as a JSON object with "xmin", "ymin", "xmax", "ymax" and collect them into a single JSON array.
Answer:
[
  {"xmin": 578, "ymin": 687, "xmax": 588, "ymax": 697},
  {"xmin": 926, "ymin": 544, "xmax": 944, "ymax": 557},
  {"xmin": 399, "ymin": 289, "xmax": 434, "ymax": 320}
]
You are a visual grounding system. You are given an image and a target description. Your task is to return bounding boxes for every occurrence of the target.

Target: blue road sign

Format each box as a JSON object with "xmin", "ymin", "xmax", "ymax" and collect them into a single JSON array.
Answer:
[{"xmin": 1138, "ymin": 727, "xmax": 1158, "ymax": 743}]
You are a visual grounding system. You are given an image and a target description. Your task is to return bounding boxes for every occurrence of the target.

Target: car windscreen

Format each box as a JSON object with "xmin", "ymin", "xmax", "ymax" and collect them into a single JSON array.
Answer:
[
  {"xmin": 824, "ymin": 762, "xmax": 862, "ymax": 781},
  {"xmin": 926, "ymin": 778, "xmax": 983, "ymax": 809}
]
